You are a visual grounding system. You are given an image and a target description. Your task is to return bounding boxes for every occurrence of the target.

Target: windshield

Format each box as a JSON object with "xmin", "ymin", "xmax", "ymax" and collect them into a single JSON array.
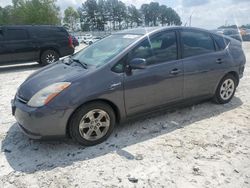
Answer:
[{"xmin": 73, "ymin": 34, "xmax": 141, "ymax": 67}]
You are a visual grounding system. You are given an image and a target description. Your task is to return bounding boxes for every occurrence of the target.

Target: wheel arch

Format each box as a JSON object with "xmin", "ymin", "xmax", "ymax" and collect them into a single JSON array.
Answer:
[
  {"xmin": 226, "ymin": 71, "xmax": 239, "ymax": 86},
  {"xmin": 66, "ymin": 99, "xmax": 121, "ymax": 137},
  {"xmin": 40, "ymin": 47, "xmax": 61, "ymax": 59},
  {"xmin": 213, "ymin": 70, "xmax": 239, "ymax": 95}
]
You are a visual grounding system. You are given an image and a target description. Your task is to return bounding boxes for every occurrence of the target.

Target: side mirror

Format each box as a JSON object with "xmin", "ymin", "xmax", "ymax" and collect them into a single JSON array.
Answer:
[{"xmin": 129, "ymin": 58, "xmax": 147, "ymax": 69}]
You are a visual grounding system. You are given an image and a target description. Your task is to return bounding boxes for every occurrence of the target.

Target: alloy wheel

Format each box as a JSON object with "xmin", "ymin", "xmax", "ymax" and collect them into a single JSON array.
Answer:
[
  {"xmin": 78, "ymin": 109, "xmax": 110, "ymax": 141},
  {"xmin": 46, "ymin": 54, "xmax": 55, "ymax": 64},
  {"xmin": 220, "ymin": 78, "xmax": 235, "ymax": 100}
]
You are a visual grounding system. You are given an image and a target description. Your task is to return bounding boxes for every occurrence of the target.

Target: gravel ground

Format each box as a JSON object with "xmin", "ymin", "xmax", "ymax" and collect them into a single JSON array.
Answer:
[{"xmin": 0, "ymin": 43, "xmax": 250, "ymax": 188}]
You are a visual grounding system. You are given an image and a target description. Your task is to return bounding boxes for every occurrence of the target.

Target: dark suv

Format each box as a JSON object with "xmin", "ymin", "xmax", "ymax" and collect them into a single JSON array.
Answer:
[{"xmin": 0, "ymin": 25, "xmax": 75, "ymax": 65}]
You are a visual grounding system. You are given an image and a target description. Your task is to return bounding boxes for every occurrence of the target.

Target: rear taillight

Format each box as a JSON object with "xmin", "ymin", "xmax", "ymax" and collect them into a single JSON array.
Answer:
[{"xmin": 69, "ymin": 36, "xmax": 74, "ymax": 48}]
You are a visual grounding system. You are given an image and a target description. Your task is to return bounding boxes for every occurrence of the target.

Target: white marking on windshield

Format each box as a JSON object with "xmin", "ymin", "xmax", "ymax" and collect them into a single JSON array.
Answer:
[{"xmin": 123, "ymin": 35, "xmax": 139, "ymax": 39}]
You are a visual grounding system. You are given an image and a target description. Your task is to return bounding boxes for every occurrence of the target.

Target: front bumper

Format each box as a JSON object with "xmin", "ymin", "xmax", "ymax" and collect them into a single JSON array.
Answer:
[{"xmin": 11, "ymin": 98, "xmax": 73, "ymax": 139}]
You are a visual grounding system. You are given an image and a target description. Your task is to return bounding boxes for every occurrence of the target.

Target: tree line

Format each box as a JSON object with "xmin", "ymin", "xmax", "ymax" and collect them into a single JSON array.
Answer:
[
  {"xmin": 218, "ymin": 24, "xmax": 250, "ymax": 29},
  {"xmin": 0, "ymin": 0, "xmax": 182, "ymax": 32},
  {"xmin": 75, "ymin": 0, "xmax": 182, "ymax": 31},
  {"xmin": 0, "ymin": 0, "xmax": 61, "ymax": 25}
]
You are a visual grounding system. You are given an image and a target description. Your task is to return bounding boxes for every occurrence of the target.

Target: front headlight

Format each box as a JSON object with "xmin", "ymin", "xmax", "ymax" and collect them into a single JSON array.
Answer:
[{"xmin": 27, "ymin": 82, "xmax": 71, "ymax": 107}]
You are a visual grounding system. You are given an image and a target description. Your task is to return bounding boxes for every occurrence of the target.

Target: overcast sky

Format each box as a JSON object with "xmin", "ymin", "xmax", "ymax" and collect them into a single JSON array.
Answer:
[{"xmin": 1, "ymin": 0, "xmax": 250, "ymax": 29}]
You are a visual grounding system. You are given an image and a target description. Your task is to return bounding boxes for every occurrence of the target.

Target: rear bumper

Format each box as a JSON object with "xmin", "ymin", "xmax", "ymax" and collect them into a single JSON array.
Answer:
[
  {"xmin": 239, "ymin": 67, "xmax": 244, "ymax": 79},
  {"xmin": 11, "ymin": 98, "xmax": 73, "ymax": 139},
  {"xmin": 60, "ymin": 47, "xmax": 75, "ymax": 57}
]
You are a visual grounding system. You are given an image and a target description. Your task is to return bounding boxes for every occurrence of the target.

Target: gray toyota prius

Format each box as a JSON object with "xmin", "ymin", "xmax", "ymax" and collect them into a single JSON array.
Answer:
[{"xmin": 12, "ymin": 27, "xmax": 246, "ymax": 146}]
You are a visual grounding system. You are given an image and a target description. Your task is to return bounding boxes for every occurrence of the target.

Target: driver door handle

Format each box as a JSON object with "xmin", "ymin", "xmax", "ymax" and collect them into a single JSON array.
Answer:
[
  {"xmin": 110, "ymin": 82, "xmax": 122, "ymax": 90},
  {"xmin": 170, "ymin": 68, "xmax": 181, "ymax": 75},
  {"xmin": 216, "ymin": 58, "xmax": 223, "ymax": 64}
]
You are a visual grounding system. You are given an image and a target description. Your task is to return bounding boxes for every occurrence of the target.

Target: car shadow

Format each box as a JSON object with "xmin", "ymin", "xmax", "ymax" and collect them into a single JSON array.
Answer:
[
  {"xmin": 0, "ymin": 63, "xmax": 40, "ymax": 73},
  {"xmin": 1, "ymin": 97, "xmax": 243, "ymax": 173}
]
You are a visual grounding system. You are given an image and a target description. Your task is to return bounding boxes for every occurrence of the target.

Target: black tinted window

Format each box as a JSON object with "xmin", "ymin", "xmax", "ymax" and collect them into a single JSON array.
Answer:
[
  {"xmin": 0, "ymin": 29, "xmax": 3, "ymax": 40},
  {"xmin": 130, "ymin": 31, "xmax": 177, "ymax": 65},
  {"xmin": 213, "ymin": 34, "xmax": 230, "ymax": 50},
  {"xmin": 33, "ymin": 27, "xmax": 67, "ymax": 38},
  {"xmin": 181, "ymin": 31, "xmax": 215, "ymax": 58},
  {"xmin": 6, "ymin": 29, "xmax": 29, "ymax": 40}
]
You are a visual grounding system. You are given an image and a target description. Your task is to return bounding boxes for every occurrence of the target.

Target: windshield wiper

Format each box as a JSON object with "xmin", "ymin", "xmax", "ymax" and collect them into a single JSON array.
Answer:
[{"xmin": 71, "ymin": 58, "xmax": 88, "ymax": 69}]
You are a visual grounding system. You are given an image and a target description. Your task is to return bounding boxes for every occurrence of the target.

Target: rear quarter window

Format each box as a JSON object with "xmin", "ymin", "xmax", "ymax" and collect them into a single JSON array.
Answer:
[{"xmin": 213, "ymin": 34, "xmax": 230, "ymax": 50}]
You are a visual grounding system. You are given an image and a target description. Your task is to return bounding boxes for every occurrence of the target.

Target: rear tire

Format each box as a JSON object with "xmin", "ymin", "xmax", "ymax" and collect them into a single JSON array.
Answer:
[
  {"xmin": 213, "ymin": 74, "xmax": 237, "ymax": 104},
  {"xmin": 69, "ymin": 102, "xmax": 116, "ymax": 146},
  {"xmin": 39, "ymin": 50, "xmax": 59, "ymax": 66}
]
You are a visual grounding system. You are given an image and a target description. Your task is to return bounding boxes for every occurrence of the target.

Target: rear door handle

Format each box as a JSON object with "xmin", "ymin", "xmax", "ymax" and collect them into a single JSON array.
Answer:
[
  {"xmin": 170, "ymin": 68, "xmax": 181, "ymax": 75},
  {"xmin": 216, "ymin": 59, "xmax": 223, "ymax": 64}
]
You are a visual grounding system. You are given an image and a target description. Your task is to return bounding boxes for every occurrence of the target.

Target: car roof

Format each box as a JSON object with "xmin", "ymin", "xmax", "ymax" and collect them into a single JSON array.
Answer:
[
  {"xmin": 114, "ymin": 26, "xmax": 213, "ymax": 36},
  {"xmin": 114, "ymin": 27, "xmax": 163, "ymax": 35},
  {"xmin": 1, "ymin": 25, "xmax": 63, "ymax": 29}
]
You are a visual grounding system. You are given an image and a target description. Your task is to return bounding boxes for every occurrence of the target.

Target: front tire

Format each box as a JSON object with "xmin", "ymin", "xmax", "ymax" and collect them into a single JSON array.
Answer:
[
  {"xmin": 69, "ymin": 102, "xmax": 116, "ymax": 146},
  {"xmin": 39, "ymin": 50, "xmax": 59, "ymax": 66},
  {"xmin": 213, "ymin": 74, "xmax": 237, "ymax": 104}
]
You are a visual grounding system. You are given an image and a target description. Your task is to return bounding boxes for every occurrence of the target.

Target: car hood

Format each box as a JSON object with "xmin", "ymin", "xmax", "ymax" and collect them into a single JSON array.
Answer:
[{"xmin": 17, "ymin": 62, "xmax": 88, "ymax": 101}]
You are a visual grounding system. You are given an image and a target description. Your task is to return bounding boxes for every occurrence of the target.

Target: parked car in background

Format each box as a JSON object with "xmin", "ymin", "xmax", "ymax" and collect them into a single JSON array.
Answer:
[
  {"xmin": 76, "ymin": 36, "xmax": 85, "ymax": 43},
  {"xmin": 83, "ymin": 34, "xmax": 92, "ymax": 39},
  {"xmin": 242, "ymin": 29, "xmax": 250, "ymax": 41},
  {"xmin": 71, "ymin": 35, "xmax": 79, "ymax": 47},
  {"xmin": 212, "ymin": 29, "xmax": 223, "ymax": 35},
  {"xmin": 83, "ymin": 34, "xmax": 93, "ymax": 44},
  {"xmin": 87, "ymin": 36, "xmax": 102, "ymax": 45},
  {"xmin": 0, "ymin": 25, "xmax": 74, "ymax": 65},
  {"xmin": 222, "ymin": 29, "xmax": 242, "ymax": 41},
  {"xmin": 12, "ymin": 27, "xmax": 246, "ymax": 146}
]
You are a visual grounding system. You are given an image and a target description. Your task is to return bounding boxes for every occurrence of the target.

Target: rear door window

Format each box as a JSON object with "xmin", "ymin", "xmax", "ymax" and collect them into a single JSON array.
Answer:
[
  {"xmin": 181, "ymin": 30, "xmax": 215, "ymax": 58},
  {"xmin": 5, "ymin": 29, "xmax": 29, "ymax": 40}
]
